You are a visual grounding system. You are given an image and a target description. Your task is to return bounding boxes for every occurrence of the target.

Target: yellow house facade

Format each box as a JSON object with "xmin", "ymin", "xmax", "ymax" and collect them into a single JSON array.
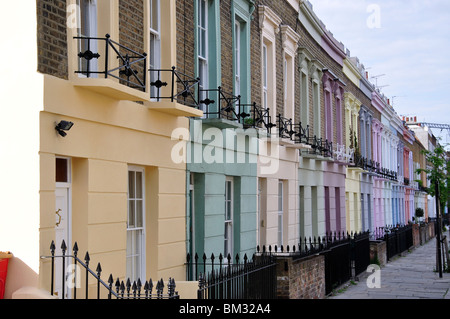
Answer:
[
  {"xmin": 2, "ymin": 0, "xmax": 202, "ymax": 299},
  {"xmin": 343, "ymin": 58, "xmax": 363, "ymax": 233}
]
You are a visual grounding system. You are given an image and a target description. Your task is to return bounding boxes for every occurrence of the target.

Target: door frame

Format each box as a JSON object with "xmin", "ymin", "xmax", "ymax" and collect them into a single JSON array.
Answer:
[{"xmin": 55, "ymin": 156, "xmax": 73, "ymax": 298}]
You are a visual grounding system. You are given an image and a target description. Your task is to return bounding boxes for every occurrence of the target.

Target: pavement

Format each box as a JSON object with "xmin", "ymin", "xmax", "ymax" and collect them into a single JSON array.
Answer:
[{"xmin": 328, "ymin": 229, "xmax": 450, "ymax": 299}]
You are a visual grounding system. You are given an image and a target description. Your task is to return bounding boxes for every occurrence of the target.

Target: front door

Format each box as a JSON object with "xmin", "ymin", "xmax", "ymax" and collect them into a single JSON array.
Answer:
[{"xmin": 55, "ymin": 157, "xmax": 72, "ymax": 298}]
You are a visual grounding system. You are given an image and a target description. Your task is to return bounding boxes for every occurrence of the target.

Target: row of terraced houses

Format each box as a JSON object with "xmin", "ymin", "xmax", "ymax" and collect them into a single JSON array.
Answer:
[{"xmin": 0, "ymin": 0, "xmax": 442, "ymax": 299}]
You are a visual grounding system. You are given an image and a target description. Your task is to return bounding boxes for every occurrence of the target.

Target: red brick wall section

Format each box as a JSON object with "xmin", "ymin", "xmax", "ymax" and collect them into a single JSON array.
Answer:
[
  {"xmin": 119, "ymin": 0, "xmax": 145, "ymax": 87},
  {"xmin": 370, "ymin": 240, "xmax": 387, "ymax": 267},
  {"xmin": 276, "ymin": 255, "xmax": 325, "ymax": 299},
  {"xmin": 37, "ymin": 0, "xmax": 69, "ymax": 79}
]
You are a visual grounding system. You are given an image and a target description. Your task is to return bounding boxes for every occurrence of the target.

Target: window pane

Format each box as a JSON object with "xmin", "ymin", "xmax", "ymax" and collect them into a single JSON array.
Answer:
[
  {"xmin": 200, "ymin": 0, "xmax": 206, "ymax": 27},
  {"xmin": 200, "ymin": 30, "xmax": 206, "ymax": 58},
  {"xmin": 56, "ymin": 158, "xmax": 68, "ymax": 183},
  {"xmin": 278, "ymin": 214, "xmax": 283, "ymax": 245},
  {"xmin": 136, "ymin": 200, "xmax": 143, "ymax": 228},
  {"xmin": 136, "ymin": 172, "xmax": 143, "ymax": 198},
  {"xmin": 128, "ymin": 200, "xmax": 135, "ymax": 228},
  {"xmin": 234, "ymin": 21, "xmax": 240, "ymax": 95},
  {"xmin": 151, "ymin": 0, "xmax": 159, "ymax": 31},
  {"xmin": 263, "ymin": 45, "xmax": 267, "ymax": 87},
  {"xmin": 198, "ymin": 0, "xmax": 207, "ymax": 60},
  {"xmin": 128, "ymin": 171, "xmax": 135, "ymax": 198},
  {"xmin": 226, "ymin": 201, "xmax": 231, "ymax": 220},
  {"xmin": 278, "ymin": 182, "xmax": 283, "ymax": 211}
]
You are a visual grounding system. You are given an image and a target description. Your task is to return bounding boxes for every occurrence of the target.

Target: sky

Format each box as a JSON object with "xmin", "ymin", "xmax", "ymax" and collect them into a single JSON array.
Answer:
[{"xmin": 308, "ymin": 0, "xmax": 450, "ymax": 146}]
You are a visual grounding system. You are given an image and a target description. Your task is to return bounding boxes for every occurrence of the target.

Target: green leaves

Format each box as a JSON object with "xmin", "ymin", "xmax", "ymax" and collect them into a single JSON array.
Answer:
[{"xmin": 416, "ymin": 144, "xmax": 449, "ymax": 213}]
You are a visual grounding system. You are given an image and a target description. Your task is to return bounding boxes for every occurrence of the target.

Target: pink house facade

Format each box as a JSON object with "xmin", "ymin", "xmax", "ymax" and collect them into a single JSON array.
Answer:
[
  {"xmin": 321, "ymin": 29, "xmax": 348, "ymax": 235},
  {"xmin": 403, "ymin": 129, "xmax": 415, "ymax": 223},
  {"xmin": 372, "ymin": 118, "xmax": 384, "ymax": 230}
]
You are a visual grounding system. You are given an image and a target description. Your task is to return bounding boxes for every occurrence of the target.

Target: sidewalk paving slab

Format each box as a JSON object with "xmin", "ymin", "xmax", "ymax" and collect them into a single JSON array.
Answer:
[{"xmin": 328, "ymin": 230, "xmax": 450, "ymax": 299}]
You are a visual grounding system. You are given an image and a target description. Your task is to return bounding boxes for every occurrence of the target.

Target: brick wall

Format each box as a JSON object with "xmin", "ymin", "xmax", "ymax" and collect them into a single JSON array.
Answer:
[
  {"xmin": 37, "ymin": 0, "xmax": 69, "ymax": 79},
  {"xmin": 175, "ymin": 0, "xmax": 365, "ymax": 145},
  {"xmin": 37, "ymin": 0, "xmax": 146, "ymax": 82},
  {"xmin": 370, "ymin": 240, "xmax": 387, "ymax": 267},
  {"xmin": 176, "ymin": 0, "xmax": 195, "ymax": 75},
  {"xmin": 219, "ymin": 1, "xmax": 232, "ymax": 94},
  {"xmin": 412, "ymin": 224, "xmax": 420, "ymax": 247},
  {"xmin": 252, "ymin": 0, "xmax": 299, "ymax": 120},
  {"xmin": 343, "ymin": 74, "xmax": 372, "ymax": 150},
  {"xmin": 252, "ymin": 0, "xmax": 349, "ymax": 142},
  {"xmin": 119, "ymin": 0, "xmax": 144, "ymax": 55},
  {"xmin": 276, "ymin": 255, "xmax": 325, "ymax": 299},
  {"xmin": 119, "ymin": 0, "xmax": 145, "ymax": 86}
]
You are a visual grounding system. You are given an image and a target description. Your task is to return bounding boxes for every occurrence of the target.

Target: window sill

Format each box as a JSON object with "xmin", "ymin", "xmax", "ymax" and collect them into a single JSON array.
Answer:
[
  {"xmin": 72, "ymin": 77, "xmax": 149, "ymax": 101},
  {"xmin": 198, "ymin": 118, "xmax": 243, "ymax": 129},
  {"xmin": 145, "ymin": 100, "xmax": 204, "ymax": 118},
  {"xmin": 279, "ymin": 138, "xmax": 311, "ymax": 150}
]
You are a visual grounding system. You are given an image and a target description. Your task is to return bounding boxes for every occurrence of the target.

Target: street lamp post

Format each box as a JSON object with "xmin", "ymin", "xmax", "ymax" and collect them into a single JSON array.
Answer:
[{"xmin": 436, "ymin": 180, "xmax": 443, "ymax": 278}]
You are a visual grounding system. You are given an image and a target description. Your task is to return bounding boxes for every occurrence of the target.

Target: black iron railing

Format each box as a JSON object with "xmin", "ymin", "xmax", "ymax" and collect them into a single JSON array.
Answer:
[
  {"xmin": 242, "ymin": 103, "xmax": 276, "ymax": 134},
  {"xmin": 74, "ymin": 34, "xmax": 147, "ymax": 91},
  {"xmin": 187, "ymin": 252, "xmax": 277, "ymax": 299},
  {"xmin": 200, "ymin": 87, "xmax": 245, "ymax": 121},
  {"xmin": 353, "ymin": 154, "xmax": 398, "ymax": 181},
  {"xmin": 277, "ymin": 115, "xmax": 296, "ymax": 140},
  {"xmin": 292, "ymin": 122, "xmax": 310, "ymax": 145},
  {"xmin": 149, "ymin": 66, "xmax": 201, "ymax": 108},
  {"xmin": 257, "ymin": 231, "xmax": 370, "ymax": 295},
  {"xmin": 41, "ymin": 240, "xmax": 179, "ymax": 299},
  {"xmin": 372, "ymin": 225, "xmax": 414, "ymax": 261},
  {"xmin": 307, "ymin": 136, "xmax": 333, "ymax": 158}
]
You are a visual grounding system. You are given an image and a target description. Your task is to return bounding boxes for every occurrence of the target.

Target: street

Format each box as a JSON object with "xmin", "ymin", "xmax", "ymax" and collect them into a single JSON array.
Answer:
[{"xmin": 328, "ymin": 230, "xmax": 450, "ymax": 299}]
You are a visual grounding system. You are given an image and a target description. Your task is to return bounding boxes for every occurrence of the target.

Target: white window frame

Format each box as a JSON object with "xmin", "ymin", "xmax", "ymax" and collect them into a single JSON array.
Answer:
[
  {"xmin": 313, "ymin": 79, "xmax": 321, "ymax": 138},
  {"xmin": 224, "ymin": 177, "xmax": 234, "ymax": 257},
  {"xmin": 127, "ymin": 166, "xmax": 146, "ymax": 282},
  {"xmin": 77, "ymin": 0, "xmax": 98, "ymax": 77},
  {"xmin": 198, "ymin": 0, "xmax": 209, "ymax": 114},
  {"xmin": 234, "ymin": 20, "xmax": 241, "ymax": 97},
  {"xmin": 54, "ymin": 156, "xmax": 73, "ymax": 299},
  {"xmin": 259, "ymin": 6, "xmax": 281, "ymax": 120},
  {"xmin": 262, "ymin": 43, "xmax": 268, "ymax": 110},
  {"xmin": 300, "ymin": 68, "xmax": 309, "ymax": 127},
  {"xmin": 284, "ymin": 58, "xmax": 288, "ymax": 105},
  {"xmin": 189, "ymin": 173, "xmax": 196, "ymax": 265},
  {"xmin": 277, "ymin": 181, "xmax": 283, "ymax": 247},
  {"xmin": 149, "ymin": 0, "xmax": 161, "ymax": 98}
]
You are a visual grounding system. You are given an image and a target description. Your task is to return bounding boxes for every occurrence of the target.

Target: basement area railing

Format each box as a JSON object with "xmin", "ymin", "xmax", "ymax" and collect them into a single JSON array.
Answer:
[
  {"xmin": 186, "ymin": 252, "xmax": 277, "ymax": 300},
  {"xmin": 41, "ymin": 240, "xmax": 179, "ymax": 299}
]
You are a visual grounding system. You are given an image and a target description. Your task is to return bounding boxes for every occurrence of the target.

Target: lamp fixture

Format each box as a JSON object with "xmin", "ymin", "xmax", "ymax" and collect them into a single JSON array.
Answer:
[{"xmin": 55, "ymin": 120, "xmax": 74, "ymax": 137}]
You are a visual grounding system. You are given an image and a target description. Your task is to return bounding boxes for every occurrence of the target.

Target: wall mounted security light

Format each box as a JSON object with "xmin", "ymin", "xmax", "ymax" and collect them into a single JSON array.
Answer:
[{"xmin": 55, "ymin": 120, "xmax": 74, "ymax": 137}]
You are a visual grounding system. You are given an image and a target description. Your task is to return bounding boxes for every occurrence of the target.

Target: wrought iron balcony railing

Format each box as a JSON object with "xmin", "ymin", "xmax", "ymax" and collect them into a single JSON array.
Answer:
[
  {"xmin": 307, "ymin": 136, "xmax": 333, "ymax": 158},
  {"xmin": 292, "ymin": 122, "xmax": 310, "ymax": 145},
  {"xmin": 277, "ymin": 115, "xmax": 296, "ymax": 140},
  {"xmin": 333, "ymin": 144, "xmax": 355, "ymax": 164},
  {"xmin": 200, "ymin": 86, "xmax": 246, "ymax": 121},
  {"xmin": 149, "ymin": 66, "xmax": 201, "ymax": 108},
  {"xmin": 352, "ymin": 154, "xmax": 398, "ymax": 181},
  {"xmin": 74, "ymin": 34, "xmax": 147, "ymax": 91},
  {"xmin": 242, "ymin": 103, "xmax": 276, "ymax": 134}
]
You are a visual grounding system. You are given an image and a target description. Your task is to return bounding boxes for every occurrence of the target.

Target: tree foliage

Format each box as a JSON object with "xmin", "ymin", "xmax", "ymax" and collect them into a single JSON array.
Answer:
[{"xmin": 415, "ymin": 144, "xmax": 449, "ymax": 214}]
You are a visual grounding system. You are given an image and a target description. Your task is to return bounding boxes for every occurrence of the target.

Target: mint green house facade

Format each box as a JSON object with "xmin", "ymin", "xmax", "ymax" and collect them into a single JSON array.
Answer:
[{"xmin": 184, "ymin": 0, "xmax": 258, "ymax": 262}]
